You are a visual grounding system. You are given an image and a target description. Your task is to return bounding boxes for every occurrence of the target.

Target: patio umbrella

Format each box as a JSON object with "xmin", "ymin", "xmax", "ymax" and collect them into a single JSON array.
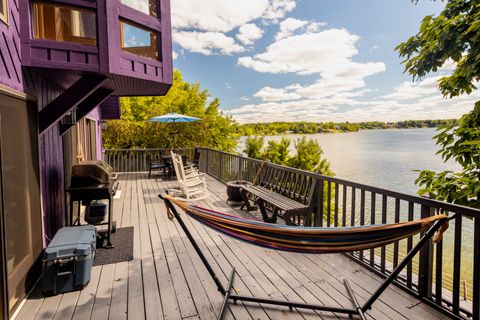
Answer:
[{"xmin": 148, "ymin": 112, "xmax": 201, "ymax": 149}]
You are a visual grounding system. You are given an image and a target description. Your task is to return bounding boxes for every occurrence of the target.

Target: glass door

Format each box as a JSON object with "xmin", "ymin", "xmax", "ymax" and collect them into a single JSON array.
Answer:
[
  {"xmin": 0, "ymin": 94, "xmax": 42, "ymax": 315},
  {"xmin": 0, "ymin": 114, "xmax": 6, "ymax": 320}
]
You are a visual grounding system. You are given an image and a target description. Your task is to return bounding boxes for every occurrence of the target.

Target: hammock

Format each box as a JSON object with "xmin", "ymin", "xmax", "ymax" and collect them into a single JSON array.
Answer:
[
  {"xmin": 161, "ymin": 194, "xmax": 452, "ymax": 320},
  {"xmin": 164, "ymin": 195, "xmax": 449, "ymax": 254}
]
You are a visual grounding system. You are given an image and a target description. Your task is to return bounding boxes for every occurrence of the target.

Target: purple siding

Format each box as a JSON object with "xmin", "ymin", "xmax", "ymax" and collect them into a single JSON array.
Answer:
[
  {"xmin": 0, "ymin": 0, "xmax": 23, "ymax": 92},
  {"xmin": 35, "ymin": 77, "xmax": 66, "ymax": 241},
  {"xmin": 86, "ymin": 106, "xmax": 104, "ymax": 160},
  {"xmin": 19, "ymin": 0, "xmax": 173, "ymax": 96},
  {"xmin": 100, "ymin": 96, "xmax": 121, "ymax": 120}
]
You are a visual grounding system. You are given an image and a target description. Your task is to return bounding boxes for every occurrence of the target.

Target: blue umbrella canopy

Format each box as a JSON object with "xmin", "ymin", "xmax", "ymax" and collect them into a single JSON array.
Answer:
[
  {"xmin": 148, "ymin": 112, "xmax": 201, "ymax": 123},
  {"xmin": 148, "ymin": 113, "xmax": 201, "ymax": 149}
]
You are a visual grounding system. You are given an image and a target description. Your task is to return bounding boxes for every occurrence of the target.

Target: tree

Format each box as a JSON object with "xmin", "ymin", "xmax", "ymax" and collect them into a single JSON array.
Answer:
[
  {"xmin": 265, "ymin": 138, "xmax": 291, "ymax": 165},
  {"xmin": 102, "ymin": 70, "xmax": 239, "ymax": 152},
  {"xmin": 243, "ymin": 136, "xmax": 265, "ymax": 159},
  {"xmin": 397, "ymin": 0, "xmax": 480, "ymax": 208},
  {"xmin": 288, "ymin": 137, "xmax": 334, "ymax": 175}
]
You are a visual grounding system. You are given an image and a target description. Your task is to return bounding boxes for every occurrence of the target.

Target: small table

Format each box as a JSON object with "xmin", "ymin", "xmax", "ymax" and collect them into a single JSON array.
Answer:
[{"xmin": 66, "ymin": 184, "xmax": 115, "ymax": 248}]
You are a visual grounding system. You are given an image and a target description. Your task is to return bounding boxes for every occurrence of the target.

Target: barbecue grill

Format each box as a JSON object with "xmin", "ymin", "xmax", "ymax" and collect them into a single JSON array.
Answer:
[
  {"xmin": 71, "ymin": 160, "xmax": 117, "ymax": 187},
  {"xmin": 66, "ymin": 160, "xmax": 118, "ymax": 248}
]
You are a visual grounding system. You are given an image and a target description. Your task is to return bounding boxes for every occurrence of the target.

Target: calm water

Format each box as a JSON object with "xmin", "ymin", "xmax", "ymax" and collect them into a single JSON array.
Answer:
[
  {"xmin": 239, "ymin": 128, "xmax": 473, "ymax": 295},
  {"xmin": 239, "ymin": 128, "xmax": 460, "ymax": 195}
]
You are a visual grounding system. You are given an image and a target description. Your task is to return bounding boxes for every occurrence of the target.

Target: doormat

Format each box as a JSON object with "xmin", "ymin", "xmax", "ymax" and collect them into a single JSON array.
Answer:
[{"xmin": 93, "ymin": 227, "xmax": 134, "ymax": 266}]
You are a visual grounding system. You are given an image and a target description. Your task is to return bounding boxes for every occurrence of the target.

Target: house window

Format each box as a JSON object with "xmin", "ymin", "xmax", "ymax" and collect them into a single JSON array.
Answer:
[
  {"xmin": 120, "ymin": 20, "xmax": 159, "ymax": 60},
  {"xmin": 0, "ymin": 0, "xmax": 8, "ymax": 24},
  {"xmin": 121, "ymin": 0, "xmax": 157, "ymax": 17},
  {"xmin": 33, "ymin": 2, "xmax": 97, "ymax": 45}
]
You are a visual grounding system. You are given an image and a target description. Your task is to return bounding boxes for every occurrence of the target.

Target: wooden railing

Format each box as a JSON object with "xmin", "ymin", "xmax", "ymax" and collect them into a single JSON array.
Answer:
[
  {"xmin": 103, "ymin": 148, "xmax": 195, "ymax": 172},
  {"xmin": 197, "ymin": 148, "xmax": 480, "ymax": 320},
  {"xmin": 103, "ymin": 147, "xmax": 480, "ymax": 320}
]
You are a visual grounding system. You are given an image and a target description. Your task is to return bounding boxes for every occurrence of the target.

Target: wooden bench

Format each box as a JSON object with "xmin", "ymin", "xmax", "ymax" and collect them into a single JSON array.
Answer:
[{"xmin": 239, "ymin": 164, "xmax": 317, "ymax": 226}]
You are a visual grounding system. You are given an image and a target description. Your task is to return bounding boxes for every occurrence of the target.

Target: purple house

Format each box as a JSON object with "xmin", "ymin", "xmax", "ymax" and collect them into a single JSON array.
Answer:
[{"xmin": 0, "ymin": 0, "xmax": 172, "ymax": 317}]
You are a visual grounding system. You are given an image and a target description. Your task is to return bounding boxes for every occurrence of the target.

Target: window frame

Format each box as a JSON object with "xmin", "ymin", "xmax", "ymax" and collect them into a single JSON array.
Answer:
[
  {"xmin": 32, "ymin": 2, "xmax": 98, "ymax": 46},
  {"xmin": 0, "ymin": 0, "xmax": 8, "ymax": 25},
  {"xmin": 119, "ymin": 19, "xmax": 160, "ymax": 61}
]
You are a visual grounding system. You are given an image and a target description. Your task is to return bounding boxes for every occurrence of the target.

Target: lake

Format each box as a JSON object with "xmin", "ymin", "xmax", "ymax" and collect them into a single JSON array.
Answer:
[
  {"xmin": 239, "ymin": 128, "xmax": 460, "ymax": 195},
  {"xmin": 239, "ymin": 128, "xmax": 473, "ymax": 297}
]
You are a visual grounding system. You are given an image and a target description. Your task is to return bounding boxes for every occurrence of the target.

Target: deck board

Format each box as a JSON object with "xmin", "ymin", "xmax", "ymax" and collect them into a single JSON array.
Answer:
[{"xmin": 14, "ymin": 173, "xmax": 452, "ymax": 320}]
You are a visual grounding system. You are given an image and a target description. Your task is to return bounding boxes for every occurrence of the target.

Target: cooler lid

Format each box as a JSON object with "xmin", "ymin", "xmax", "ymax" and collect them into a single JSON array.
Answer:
[{"xmin": 44, "ymin": 225, "xmax": 96, "ymax": 260}]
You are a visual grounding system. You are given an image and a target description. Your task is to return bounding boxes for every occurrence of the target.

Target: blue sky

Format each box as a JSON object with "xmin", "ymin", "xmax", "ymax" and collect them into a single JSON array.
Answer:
[{"xmin": 170, "ymin": 0, "xmax": 478, "ymax": 123}]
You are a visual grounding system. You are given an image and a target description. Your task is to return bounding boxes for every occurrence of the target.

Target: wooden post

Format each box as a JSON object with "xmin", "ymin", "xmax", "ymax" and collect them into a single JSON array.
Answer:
[{"xmin": 418, "ymin": 204, "xmax": 434, "ymax": 299}]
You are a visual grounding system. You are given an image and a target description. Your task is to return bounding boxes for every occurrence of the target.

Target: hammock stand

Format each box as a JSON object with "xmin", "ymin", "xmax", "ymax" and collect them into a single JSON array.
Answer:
[{"xmin": 159, "ymin": 193, "xmax": 453, "ymax": 320}]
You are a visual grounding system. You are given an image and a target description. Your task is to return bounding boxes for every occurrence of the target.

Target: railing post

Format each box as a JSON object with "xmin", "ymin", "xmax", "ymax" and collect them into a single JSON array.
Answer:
[
  {"xmin": 238, "ymin": 156, "xmax": 243, "ymax": 181},
  {"xmin": 315, "ymin": 179, "xmax": 324, "ymax": 227},
  {"xmin": 418, "ymin": 204, "xmax": 434, "ymax": 299},
  {"xmin": 206, "ymin": 149, "xmax": 210, "ymax": 175},
  {"xmin": 219, "ymin": 152, "xmax": 223, "ymax": 181},
  {"xmin": 473, "ymin": 216, "xmax": 480, "ymax": 320}
]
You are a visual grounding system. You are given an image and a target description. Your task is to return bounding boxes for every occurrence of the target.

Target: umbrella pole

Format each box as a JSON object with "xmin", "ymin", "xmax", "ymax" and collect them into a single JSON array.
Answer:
[{"xmin": 173, "ymin": 121, "xmax": 176, "ymax": 151}]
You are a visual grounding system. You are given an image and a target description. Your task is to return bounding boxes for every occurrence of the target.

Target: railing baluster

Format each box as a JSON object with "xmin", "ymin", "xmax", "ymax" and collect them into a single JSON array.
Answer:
[
  {"xmin": 359, "ymin": 189, "xmax": 365, "ymax": 260},
  {"xmin": 435, "ymin": 230, "xmax": 443, "ymax": 306},
  {"xmin": 452, "ymin": 214, "xmax": 462, "ymax": 315},
  {"xmin": 406, "ymin": 202, "xmax": 414, "ymax": 288},
  {"xmin": 342, "ymin": 186, "xmax": 347, "ymax": 227},
  {"xmin": 473, "ymin": 216, "xmax": 480, "ymax": 320},
  {"xmin": 350, "ymin": 187, "xmax": 356, "ymax": 227},
  {"xmin": 381, "ymin": 195, "xmax": 387, "ymax": 273},
  {"xmin": 369, "ymin": 192, "xmax": 376, "ymax": 267},
  {"xmin": 334, "ymin": 183, "xmax": 339, "ymax": 227},
  {"xmin": 393, "ymin": 198, "xmax": 400, "ymax": 269},
  {"xmin": 316, "ymin": 179, "xmax": 324, "ymax": 227},
  {"xmin": 327, "ymin": 181, "xmax": 332, "ymax": 227}
]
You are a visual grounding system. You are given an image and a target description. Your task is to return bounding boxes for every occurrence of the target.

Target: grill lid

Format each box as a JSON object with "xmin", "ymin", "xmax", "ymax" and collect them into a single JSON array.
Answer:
[{"xmin": 71, "ymin": 160, "xmax": 114, "ymax": 186}]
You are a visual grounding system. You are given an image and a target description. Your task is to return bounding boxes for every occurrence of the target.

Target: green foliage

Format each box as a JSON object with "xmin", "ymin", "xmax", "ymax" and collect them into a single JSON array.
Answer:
[
  {"xmin": 102, "ymin": 70, "xmax": 239, "ymax": 152},
  {"xmin": 243, "ymin": 136, "xmax": 265, "ymax": 159},
  {"xmin": 265, "ymin": 138, "xmax": 291, "ymax": 165},
  {"xmin": 398, "ymin": 0, "xmax": 480, "ymax": 208},
  {"xmin": 288, "ymin": 137, "xmax": 334, "ymax": 175},
  {"xmin": 243, "ymin": 136, "xmax": 334, "ymax": 176},
  {"xmin": 415, "ymin": 103, "xmax": 480, "ymax": 208},
  {"xmin": 238, "ymin": 119, "xmax": 454, "ymax": 136}
]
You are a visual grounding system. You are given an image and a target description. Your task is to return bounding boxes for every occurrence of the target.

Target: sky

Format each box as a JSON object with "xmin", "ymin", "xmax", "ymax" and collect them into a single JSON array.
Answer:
[{"xmin": 170, "ymin": 0, "xmax": 478, "ymax": 124}]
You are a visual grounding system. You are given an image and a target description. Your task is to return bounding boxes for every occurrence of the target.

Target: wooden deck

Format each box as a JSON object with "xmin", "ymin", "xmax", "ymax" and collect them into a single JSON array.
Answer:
[{"xmin": 15, "ymin": 173, "xmax": 450, "ymax": 320}]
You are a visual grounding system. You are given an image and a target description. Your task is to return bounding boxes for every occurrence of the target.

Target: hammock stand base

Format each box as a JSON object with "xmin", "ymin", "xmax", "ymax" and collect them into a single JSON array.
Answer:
[{"xmin": 161, "ymin": 195, "xmax": 450, "ymax": 320}]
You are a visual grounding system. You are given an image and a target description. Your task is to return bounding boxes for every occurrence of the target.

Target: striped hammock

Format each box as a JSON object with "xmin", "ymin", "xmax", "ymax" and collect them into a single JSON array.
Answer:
[{"xmin": 164, "ymin": 195, "xmax": 449, "ymax": 254}]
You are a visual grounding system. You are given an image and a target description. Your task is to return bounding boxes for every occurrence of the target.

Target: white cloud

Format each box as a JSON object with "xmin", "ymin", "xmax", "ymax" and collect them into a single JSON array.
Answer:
[
  {"xmin": 227, "ymin": 92, "xmax": 477, "ymax": 124},
  {"xmin": 241, "ymin": 96, "xmax": 249, "ymax": 101},
  {"xmin": 239, "ymin": 27, "xmax": 385, "ymax": 104},
  {"xmin": 171, "ymin": 0, "xmax": 270, "ymax": 33},
  {"xmin": 275, "ymin": 18, "xmax": 326, "ymax": 40},
  {"xmin": 171, "ymin": 0, "xmax": 296, "ymax": 55},
  {"xmin": 172, "ymin": 51, "xmax": 178, "ymax": 60},
  {"xmin": 253, "ymin": 86, "xmax": 302, "ymax": 101},
  {"xmin": 227, "ymin": 75, "xmax": 479, "ymax": 124},
  {"xmin": 173, "ymin": 31, "xmax": 244, "ymax": 55},
  {"xmin": 238, "ymin": 28, "xmax": 384, "ymax": 76},
  {"xmin": 383, "ymin": 76, "xmax": 442, "ymax": 100},
  {"xmin": 439, "ymin": 58, "xmax": 457, "ymax": 71},
  {"xmin": 236, "ymin": 23, "xmax": 264, "ymax": 45},
  {"xmin": 262, "ymin": 0, "xmax": 296, "ymax": 22}
]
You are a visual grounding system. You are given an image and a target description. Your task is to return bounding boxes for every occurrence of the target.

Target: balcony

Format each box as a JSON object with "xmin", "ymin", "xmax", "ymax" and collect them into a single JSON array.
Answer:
[
  {"xmin": 20, "ymin": 0, "xmax": 172, "ymax": 96},
  {"xmin": 14, "ymin": 148, "xmax": 479, "ymax": 320}
]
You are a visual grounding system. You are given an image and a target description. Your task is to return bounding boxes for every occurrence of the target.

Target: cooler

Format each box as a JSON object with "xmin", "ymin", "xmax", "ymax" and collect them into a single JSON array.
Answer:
[{"xmin": 41, "ymin": 225, "xmax": 96, "ymax": 295}]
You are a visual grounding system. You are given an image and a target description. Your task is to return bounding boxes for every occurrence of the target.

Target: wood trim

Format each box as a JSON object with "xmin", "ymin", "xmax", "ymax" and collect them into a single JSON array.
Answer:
[
  {"xmin": 0, "ymin": 84, "xmax": 31, "ymax": 101},
  {"xmin": 38, "ymin": 74, "xmax": 107, "ymax": 133},
  {"xmin": 0, "ymin": 0, "xmax": 8, "ymax": 25}
]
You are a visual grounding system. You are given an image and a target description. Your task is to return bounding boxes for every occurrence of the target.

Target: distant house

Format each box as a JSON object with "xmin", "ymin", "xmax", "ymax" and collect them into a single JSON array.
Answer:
[{"xmin": 0, "ymin": 0, "xmax": 172, "ymax": 317}]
